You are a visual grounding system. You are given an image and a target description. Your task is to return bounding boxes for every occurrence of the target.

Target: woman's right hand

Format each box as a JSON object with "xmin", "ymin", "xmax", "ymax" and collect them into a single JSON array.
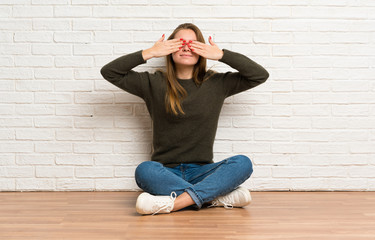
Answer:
[{"xmin": 142, "ymin": 35, "xmax": 183, "ymax": 61}]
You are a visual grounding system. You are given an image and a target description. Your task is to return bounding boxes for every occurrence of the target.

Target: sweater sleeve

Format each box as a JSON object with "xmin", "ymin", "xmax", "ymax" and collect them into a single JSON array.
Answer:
[
  {"xmin": 100, "ymin": 50, "xmax": 148, "ymax": 99},
  {"xmin": 218, "ymin": 49, "xmax": 269, "ymax": 98}
]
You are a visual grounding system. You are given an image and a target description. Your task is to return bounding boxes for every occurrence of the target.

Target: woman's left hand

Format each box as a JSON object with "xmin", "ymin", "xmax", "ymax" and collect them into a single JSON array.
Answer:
[{"xmin": 189, "ymin": 36, "xmax": 224, "ymax": 61}]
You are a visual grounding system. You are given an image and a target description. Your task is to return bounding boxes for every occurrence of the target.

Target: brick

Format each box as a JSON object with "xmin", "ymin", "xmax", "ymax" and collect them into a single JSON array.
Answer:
[
  {"xmin": 95, "ymin": 178, "xmax": 138, "ymax": 191},
  {"xmin": 57, "ymin": 179, "xmax": 94, "ymax": 191},
  {"xmin": 350, "ymin": 143, "xmax": 375, "ymax": 153},
  {"xmin": 0, "ymin": 155, "xmax": 15, "ymax": 166},
  {"xmin": 16, "ymin": 104, "xmax": 55, "ymax": 116},
  {"xmin": 33, "ymin": 0, "xmax": 66, "ymax": 4},
  {"xmin": 311, "ymin": 143, "xmax": 349, "ymax": 154},
  {"xmin": 0, "ymin": 166, "xmax": 34, "ymax": 178},
  {"xmin": 35, "ymin": 142, "xmax": 72, "ymax": 153},
  {"xmin": 56, "ymin": 154, "xmax": 94, "ymax": 165},
  {"xmin": 272, "ymin": 93, "xmax": 312, "ymax": 104},
  {"xmin": 34, "ymin": 117, "xmax": 73, "ymax": 128},
  {"xmin": 272, "ymin": 166, "xmax": 310, "ymax": 178},
  {"xmin": 75, "ymin": 93, "xmax": 113, "ymax": 104},
  {"xmin": 55, "ymin": 56, "xmax": 93, "ymax": 67},
  {"xmin": 33, "ymin": 19, "xmax": 70, "ymax": 30},
  {"xmin": 36, "ymin": 166, "xmax": 74, "ymax": 178},
  {"xmin": 73, "ymin": 143, "xmax": 113, "ymax": 154},
  {"xmin": 292, "ymin": 105, "xmax": 330, "ymax": 116},
  {"xmin": 16, "ymin": 179, "xmax": 55, "ymax": 191},
  {"xmin": 13, "ymin": 6, "xmax": 53, "ymax": 17},
  {"xmin": 253, "ymin": 105, "xmax": 292, "ymax": 116},
  {"xmin": 213, "ymin": 141, "xmax": 232, "ymax": 153},
  {"xmin": 54, "ymin": 6, "xmax": 91, "ymax": 17},
  {"xmin": 292, "ymin": 7, "xmax": 367, "ymax": 19},
  {"xmin": 271, "ymin": 143, "xmax": 310, "ymax": 153},
  {"xmin": 32, "ymin": 44, "xmax": 72, "ymax": 55},
  {"xmin": 54, "ymin": 32, "xmax": 92, "ymax": 43},
  {"xmin": 0, "ymin": 118, "xmax": 32, "ymax": 127},
  {"xmin": 34, "ymin": 68, "xmax": 73, "ymax": 79},
  {"xmin": 15, "ymin": 56, "xmax": 53, "ymax": 67},
  {"xmin": 74, "ymin": 116, "xmax": 114, "ymax": 129},
  {"xmin": 56, "ymin": 105, "xmax": 93, "ymax": 116},
  {"xmin": 254, "ymin": 6, "xmax": 291, "ymax": 18},
  {"xmin": 74, "ymin": 44, "xmax": 112, "ymax": 55},
  {"xmin": 216, "ymin": 128, "xmax": 253, "ymax": 141},
  {"xmin": 332, "ymin": 105, "xmax": 369, "ymax": 116},
  {"xmin": 0, "ymin": 44, "xmax": 30, "ymax": 55},
  {"xmin": 16, "ymin": 129, "xmax": 54, "ymax": 141},
  {"xmin": 114, "ymin": 166, "xmax": 136, "ymax": 177},
  {"xmin": 114, "ymin": 143, "xmax": 151, "ymax": 154},
  {"xmin": 233, "ymin": 142, "xmax": 271, "ymax": 153},
  {"xmin": 254, "ymin": 130, "xmax": 291, "ymax": 141},
  {"xmin": 55, "ymin": 80, "xmax": 93, "ymax": 92},
  {"xmin": 254, "ymin": 32, "xmax": 292, "ymax": 44},
  {"xmin": 0, "ymin": 20, "xmax": 31, "ymax": 31},
  {"xmin": 56, "ymin": 129, "xmax": 93, "ymax": 141},
  {"xmin": 35, "ymin": 93, "xmax": 72, "ymax": 104},
  {"xmin": 94, "ymin": 31, "xmax": 132, "ymax": 43},
  {"xmin": 16, "ymin": 80, "xmax": 54, "ymax": 92},
  {"xmin": 0, "ymin": 179, "xmax": 15, "ymax": 191},
  {"xmin": 1, "ymin": 92, "xmax": 33, "ymax": 104},
  {"xmin": 75, "ymin": 167, "xmax": 113, "ymax": 178},
  {"xmin": 94, "ymin": 130, "xmax": 132, "ymax": 142},
  {"xmin": 94, "ymin": 154, "xmax": 137, "ymax": 166},
  {"xmin": 17, "ymin": 154, "xmax": 54, "ymax": 165},
  {"xmin": 14, "ymin": 32, "xmax": 53, "ymax": 43},
  {"xmin": 233, "ymin": 117, "xmax": 271, "ymax": 128}
]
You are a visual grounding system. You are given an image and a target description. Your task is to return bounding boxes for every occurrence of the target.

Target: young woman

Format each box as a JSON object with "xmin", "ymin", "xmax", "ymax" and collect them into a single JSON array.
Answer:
[{"xmin": 100, "ymin": 23, "xmax": 269, "ymax": 215}]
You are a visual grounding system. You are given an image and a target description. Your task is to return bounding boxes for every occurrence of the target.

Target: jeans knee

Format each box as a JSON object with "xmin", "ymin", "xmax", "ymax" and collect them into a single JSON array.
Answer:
[
  {"xmin": 235, "ymin": 154, "xmax": 253, "ymax": 176},
  {"xmin": 135, "ymin": 161, "xmax": 161, "ymax": 183}
]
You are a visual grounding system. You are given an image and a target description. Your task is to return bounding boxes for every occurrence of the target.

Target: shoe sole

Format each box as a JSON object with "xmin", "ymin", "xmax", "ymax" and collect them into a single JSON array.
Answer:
[
  {"xmin": 234, "ymin": 186, "xmax": 252, "ymax": 207},
  {"xmin": 135, "ymin": 192, "xmax": 149, "ymax": 215}
]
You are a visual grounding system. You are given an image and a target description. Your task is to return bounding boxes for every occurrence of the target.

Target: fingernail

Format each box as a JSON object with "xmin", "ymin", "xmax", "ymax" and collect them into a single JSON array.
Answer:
[
  {"xmin": 191, "ymin": 49, "xmax": 194, "ymax": 51},
  {"xmin": 189, "ymin": 40, "xmax": 192, "ymax": 43},
  {"xmin": 209, "ymin": 36, "xmax": 212, "ymax": 40},
  {"xmin": 162, "ymin": 34, "xmax": 165, "ymax": 37},
  {"xmin": 182, "ymin": 43, "xmax": 185, "ymax": 45},
  {"xmin": 180, "ymin": 38, "xmax": 183, "ymax": 41},
  {"xmin": 183, "ymin": 40, "xmax": 186, "ymax": 42},
  {"xmin": 179, "ymin": 47, "xmax": 182, "ymax": 49}
]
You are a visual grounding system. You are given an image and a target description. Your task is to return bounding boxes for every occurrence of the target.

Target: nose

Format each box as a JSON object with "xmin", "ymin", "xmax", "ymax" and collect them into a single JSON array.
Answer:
[{"xmin": 182, "ymin": 43, "xmax": 190, "ymax": 51}]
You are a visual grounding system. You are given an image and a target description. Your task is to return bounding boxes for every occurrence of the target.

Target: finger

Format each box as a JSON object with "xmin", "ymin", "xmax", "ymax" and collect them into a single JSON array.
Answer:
[
  {"xmin": 157, "ymin": 34, "xmax": 165, "ymax": 42},
  {"xmin": 168, "ymin": 38, "xmax": 183, "ymax": 43},
  {"xmin": 208, "ymin": 36, "xmax": 216, "ymax": 46},
  {"xmin": 189, "ymin": 42, "xmax": 205, "ymax": 50},
  {"xmin": 190, "ymin": 47, "xmax": 203, "ymax": 56}
]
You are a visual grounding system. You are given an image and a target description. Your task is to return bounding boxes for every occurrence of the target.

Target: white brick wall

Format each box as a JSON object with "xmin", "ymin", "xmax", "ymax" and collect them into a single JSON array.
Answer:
[{"xmin": 1, "ymin": 1, "xmax": 374, "ymax": 191}]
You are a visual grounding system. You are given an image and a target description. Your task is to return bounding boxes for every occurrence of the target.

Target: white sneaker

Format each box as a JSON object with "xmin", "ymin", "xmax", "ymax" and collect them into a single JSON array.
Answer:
[
  {"xmin": 136, "ymin": 191, "xmax": 177, "ymax": 215},
  {"xmin": 209, "ymin": 186, "xmax": 251, "ymax": 209}
]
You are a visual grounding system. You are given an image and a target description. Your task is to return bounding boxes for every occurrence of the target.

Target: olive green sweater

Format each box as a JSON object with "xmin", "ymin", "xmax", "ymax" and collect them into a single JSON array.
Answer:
[{"xmin": 100, "ymin": 49, "xmax": 269, "ymax": 167}]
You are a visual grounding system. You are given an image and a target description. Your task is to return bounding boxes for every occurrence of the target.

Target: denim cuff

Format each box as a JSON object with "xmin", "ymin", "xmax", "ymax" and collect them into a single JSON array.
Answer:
[{"xmin": 185, "ymin": 187, "xmax": 203, "ymax": 208}]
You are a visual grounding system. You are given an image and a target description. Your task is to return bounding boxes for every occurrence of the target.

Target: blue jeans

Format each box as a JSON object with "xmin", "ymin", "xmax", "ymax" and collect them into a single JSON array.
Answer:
[{"xmin": 135, "ymin": 154, "xmax": 253, "ymax": 208}]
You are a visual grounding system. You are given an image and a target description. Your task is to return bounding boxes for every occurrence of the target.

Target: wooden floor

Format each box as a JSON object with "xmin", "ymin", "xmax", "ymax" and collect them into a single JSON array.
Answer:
[{"xmin": 0, "ymin": 192, "xmax": 374, "ymax": 240}]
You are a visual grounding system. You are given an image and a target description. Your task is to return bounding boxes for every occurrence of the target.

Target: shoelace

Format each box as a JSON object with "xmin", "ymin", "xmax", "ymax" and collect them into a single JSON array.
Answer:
[
  {"xmin": 208, "ymin": 199, "xmax": 234, "ymax": 209},
  {"xmin": 152, "ymin": 191, "xmax": 177, "ymax": 216}
]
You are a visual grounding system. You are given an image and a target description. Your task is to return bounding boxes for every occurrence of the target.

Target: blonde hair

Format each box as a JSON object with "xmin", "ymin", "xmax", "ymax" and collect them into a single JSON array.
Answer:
[{"xmin": 163, "ymin": 23, "xmax": 213, "ymax": 116}]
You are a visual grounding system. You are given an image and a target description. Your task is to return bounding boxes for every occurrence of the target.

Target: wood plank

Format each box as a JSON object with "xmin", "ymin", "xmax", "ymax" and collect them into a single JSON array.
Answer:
[{"xmin": 0, "ymin": 192, "xmax": 374, "ymax": 239}]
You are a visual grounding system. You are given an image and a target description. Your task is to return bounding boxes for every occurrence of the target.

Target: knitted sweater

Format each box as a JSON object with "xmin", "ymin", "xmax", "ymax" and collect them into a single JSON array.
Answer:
[{"xmin": 100, "ymin": 49, "xmax": 269, "ymax": 167}]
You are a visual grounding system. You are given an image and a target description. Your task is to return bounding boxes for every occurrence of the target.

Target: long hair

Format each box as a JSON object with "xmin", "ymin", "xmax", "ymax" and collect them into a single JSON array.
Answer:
[{"xmin": 164, "ymin": 23, "xmax": 212, "ymax": 116}]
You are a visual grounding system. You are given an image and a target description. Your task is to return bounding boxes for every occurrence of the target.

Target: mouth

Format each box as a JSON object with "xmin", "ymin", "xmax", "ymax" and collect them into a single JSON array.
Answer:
[{"xmin": 180, "ymin": 54, "xmax": 192, "ymax": 57}]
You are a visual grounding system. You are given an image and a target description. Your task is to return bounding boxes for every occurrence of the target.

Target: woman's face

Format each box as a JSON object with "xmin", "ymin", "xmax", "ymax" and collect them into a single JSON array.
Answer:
[{"xmin": 172, "ymin": 29, "xmax": 200, "ymax": 67}]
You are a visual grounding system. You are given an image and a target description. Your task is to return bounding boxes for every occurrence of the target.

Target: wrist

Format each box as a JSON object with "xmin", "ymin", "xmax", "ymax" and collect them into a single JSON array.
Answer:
[
  {"xmin": 217, "ymin": 49, "xmax": 224, "ymax": 60},
  {"xmin": 142, "ymin": 48, "xmax": 154, "ymax": 61}
]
